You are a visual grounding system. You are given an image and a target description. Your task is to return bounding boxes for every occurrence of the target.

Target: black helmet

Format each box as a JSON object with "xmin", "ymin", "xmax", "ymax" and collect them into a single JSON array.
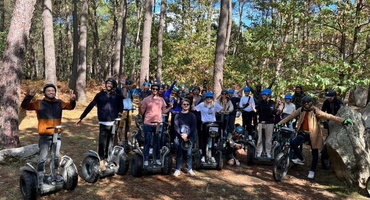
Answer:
[
  {"xmin": 325, "ymin": 90, "xmax": 336, "ymax": 98},
  {"xmin": 151, "ymin": 82, "xmax": 160, "ymax": 89},
  {"xmin": 43, "ymin": 83, "xmax": 56, "ymax": 93},
  {"xmin": 192, "ymin": 85, "xmax": 200, "ymax": 92},
  {"xmin": 301, "ymin": 95, "xmax": 313, "ymax": 104},
  {"xmin": 295, "ymin": 84, "xmax": 303, "ymax": 90},
  {"xmin": 106, "ymin": 78, "xmax": 117, "ymax": 88},
  {"xmin": 125, "ymin": 78, "xmax": 133, "ymax": 85}
]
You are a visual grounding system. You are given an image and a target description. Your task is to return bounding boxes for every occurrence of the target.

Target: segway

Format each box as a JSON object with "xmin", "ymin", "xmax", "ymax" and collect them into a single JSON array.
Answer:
[
  {"xmin": 19, "ymin": 125, "xmax": 78, "ymax": 199},
  {"xmin": 119, "ymin": 107, "xmax": 136, "ymax": 153},
  {"xmin": 131, "ymin": 117, "xmax": 172, "ymax": 177},
  {"xmin": 198, "ymin": 121, "xmax": 223, "ymax": 170},
  {"xmin": 80, "ymin": 118, "xmax": 129, "ymax": 183}
]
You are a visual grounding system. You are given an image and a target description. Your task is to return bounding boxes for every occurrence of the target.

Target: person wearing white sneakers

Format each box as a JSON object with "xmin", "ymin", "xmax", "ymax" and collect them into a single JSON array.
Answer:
[
  {"xmin": 173, "ymin": 99, "xmax": 197, "ymax": 177},
  {"xmin": 255, "ymin": 89, "xmax": 281, "ymax": 159},
  {"xmin": 225, "ymin": 125, "xmax": 246, "ymax": 166},
  {"xmin": 276, "ymin": 95, "xmax": 353, "ymax": 179}
]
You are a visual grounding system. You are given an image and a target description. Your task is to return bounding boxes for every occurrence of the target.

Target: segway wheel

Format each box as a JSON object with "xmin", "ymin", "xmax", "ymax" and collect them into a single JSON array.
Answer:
[
  {"xmin": 216, "ymin": 150, "xmax": 223, "ymax": 171},
  {"xmin": 116, "ymin": 153, "xmax": 129, "ymax": 175},
  {"xmin": 131, "ymin": 154, "xmax": 143, "ymax": 177},
  {"xmin": 19, "ymin": 171, "xmax": 37, "ymax": 200},
  {"xmin": 81, "ymin": 156, "xmax": 100, "ymax": 183},
  {"xmin": 161, "ymin": 154, "xmax": 172, "ymax": 175},
  {"xmin": 63, "ymin": 163, "xmax": 78, "ymax": 190},
  {"xmin": 246, "ymin": 144, "xmax": 254, "ymax": 166},
  {"xmin": 192, "ymin": 149, "xmax": 201, "ymax": 170},
  {"xmin": 321, "ymin": 145, "xmax": 331, "ymax": 170},
  {"xmin": 273, "ymin": 152, "xmax": 289, "ymax": 181}
]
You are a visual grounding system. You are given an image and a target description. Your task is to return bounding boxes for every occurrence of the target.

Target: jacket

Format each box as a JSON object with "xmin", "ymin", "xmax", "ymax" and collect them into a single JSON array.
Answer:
[
  {"xmin": 21, "ymin": 95, "xmax": 76, "ymax": 134},
  {"xmin": 279, "ymin": 106, "xmax": 345, "ymax": 149},
  {"xmin": 79, "ymin": 90, "xmax": 124, "ymax": 122}
]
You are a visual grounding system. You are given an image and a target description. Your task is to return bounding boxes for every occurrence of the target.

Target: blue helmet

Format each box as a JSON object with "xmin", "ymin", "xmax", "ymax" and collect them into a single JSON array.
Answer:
[
  {"xmin": 243, "ymin": 87, "xmax": 251, "ymax": 92},
  {"xmin": 221, "ymin": 89, "xmax": 228, "ymax": 94},
  {"xmin": 204, "ymin": 91, "xmax": 214, "ymax": 98},
  {"xmin": 261, "ymin": 88, "xmax": 272, "ymax": 96},
  {"xmin": 228, "ymin": 89, "xmax": 234, "ymax": 94},
  {"xmin": 234, "ymin": 126, "xmax": 245, "ymax": 134},
  {"xmin": 143, "ymin": 82, "xmax": 151, "ymax": 86},
  {"xmin": 284, "ymin": 93, "xmax": 292, "ymax": 99}
]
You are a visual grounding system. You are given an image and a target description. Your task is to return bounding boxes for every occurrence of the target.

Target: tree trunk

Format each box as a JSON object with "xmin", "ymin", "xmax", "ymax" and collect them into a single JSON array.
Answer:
[
  {"xmin": 69, "ymin": 0, "xmax": 78, "ymax": 90},
  {"xmin": 0, "ymin": 0, "xmax": 4, "ymax": 32},
  {"xmin": 213, "ymin": 0, "xmax": 228, "ymax": 97},
  {"xmin": 113, "ymin": 0, "xmax": 125, "ymax": 76},
  {"xmin": 0, "ymin": 0, "xmax": 37, "ymax": 148},
  {"xmin": 139, "ymin": 0, "xmax": 153, "ymax": 86},
  {"xmin": 119, "ymin": 0, "xmax": 127, "ymax": 76},
  {"xmin": 224, "ymin": 0, "xmax": 232, "ymax": 55},
  {"xmin": 131, "ymin": 0, "xmax": 143, "ymax": 82},
  {"xmin": 76, "ymin": 0, "xmax": 87, "ymax": 102},
  {"xmin": 206, "ymin": 1, "xmax": 213, "ymax": 46},
  {"xmin": 43, "ymin": 0, "xmax": 57, "ymax": 85},
  {"xmin": 156, "ymin": 0, "xmax": 166, "ymax": 83},
  {"xmin": 91, "ymin": 0, "xmax": 100, "ymax": 79}
]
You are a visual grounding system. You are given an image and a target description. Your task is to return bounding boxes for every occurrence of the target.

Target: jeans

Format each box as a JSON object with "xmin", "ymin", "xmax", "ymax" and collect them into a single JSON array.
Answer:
[
  {"xmin": 37, "ymin": 134, "xmax": 61, "ymax": 173},
  {"xmin": 144, "ymin": 124, "xmax": 162, "ymax": 161},
  {"xmin": 242, "ymin": 111, "xmax": 255, "ymax": 135},
  {"xmin": 99, "ymin": 124, "xmax": 113, "ymax": 159},
  {"xmin": 175, "ymin": 138, "xmax": 193, "ymax": 170},
  {"xmin": 291, "ymin": 133, "xmax": 319, "ymax": 172}
]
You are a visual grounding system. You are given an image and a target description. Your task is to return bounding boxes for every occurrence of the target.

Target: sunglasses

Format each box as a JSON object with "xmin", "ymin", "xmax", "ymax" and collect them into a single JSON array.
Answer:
[
  {"xmin": 152, "ymin": 88, "xmax": 159, "ymax": 91},
  {"xmin": 182, "ymin": 104, "xmax": 190, "ymax": 106},
  {"xmin": 303, "ymin": 101, "xmax": 311, "ymax": 104},
  {"xmin": 221, "ymin": 93, "xmax": 227, "ymax": 95}
]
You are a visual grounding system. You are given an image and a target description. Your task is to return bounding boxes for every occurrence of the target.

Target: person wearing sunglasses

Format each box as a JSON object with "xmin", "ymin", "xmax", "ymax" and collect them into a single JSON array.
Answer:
[
  {"xmin": 173, "ymin": 98, "xmax": 197, "ymax": 176},
  {"xmin": 276, "ymin": 95, "xmax": 353, "ymax": 179},
  {"xmin": 140, "ymin": 83, "xmax": 173, "ymax": 166},
  {"xmin": 194, "ymin": 92, "xmax": 223, "ymax": 163}
]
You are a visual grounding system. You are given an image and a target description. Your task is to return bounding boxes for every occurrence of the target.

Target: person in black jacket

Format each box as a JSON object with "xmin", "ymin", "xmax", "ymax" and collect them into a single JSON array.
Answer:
[
  {"xmin": 76, "ymin": 78, "xmax": 124, "ymax": 170},
  {"xmin": 255, "ymin": 89, "xmax": 282, "ymax": 158},
  {"xmin": 321, "ymin": 89, "xmax": 343, "ymax": 131}
]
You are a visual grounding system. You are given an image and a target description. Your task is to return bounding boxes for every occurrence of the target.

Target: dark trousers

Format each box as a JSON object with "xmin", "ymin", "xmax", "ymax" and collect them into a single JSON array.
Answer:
[
  {"xmin": 99, "ymin": 124, "xmax": 113, "ymax": 159},
  {"xmin": 242, "ymin": 111, "xmax": 255, "ymax": 135},
  {"xmin": 291, "ymin": 133, "xmax": 319, "ymax": 172},
  {"xmin": 37, "ymin": 134, "xmax": 61, "ymax": 173}
]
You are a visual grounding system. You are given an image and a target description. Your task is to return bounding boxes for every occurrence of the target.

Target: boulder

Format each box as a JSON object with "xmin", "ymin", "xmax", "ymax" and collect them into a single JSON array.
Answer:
[
  {"xmin": 326, "ymin": 106, "xmax": 370, "ymax": 188},
  {"xmin": 351, "ymin": 85, "xmax": 369, "ymax": 107},
  {"xmin": 0, "ymin": 144, "xmax": 38, "ymax": 164},
  {"xmin": 360, "ymin": 103, "xmax": 370, "ymax": 128}
]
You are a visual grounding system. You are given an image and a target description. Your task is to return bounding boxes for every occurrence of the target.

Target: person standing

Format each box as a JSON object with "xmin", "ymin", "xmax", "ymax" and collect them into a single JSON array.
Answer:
[
  {"xmin": 21, "ymin": 84, "xmax": 76, "ymax": 188},
  {"xmin": 76, "ymin": 78, "xmax": 124, "ymax": 171},
  {"xmin": 255, "ymin": 89, "xmax": 281, "ymax": 158},
  {"xmin": 228, "ymin": 89, "xmax": 240, "ymax": 134},
  {"xmin": 280, "ymin": 93, "xmax": 296, "ymax": 129},
  {"xmin": 216, "ymin": 89, "xmax": 234, "ymax": 137},
  {"xmin": 239, "ymin": 87, "xmax": 256, "ymax": 135},
  {"xmin": 277, "ymin": 95, "xmax": 352, "ymax": 179},
  {"xmin": 195, "ymin": 92, "xmax": 223, "ymax": 162},
  {"xmin": 140, "ymin": 83, "xmax": 173, "ymax": 166},
  {"xmin": 173, "ymin": 98, "xmax": 197, "ymax": 177}
]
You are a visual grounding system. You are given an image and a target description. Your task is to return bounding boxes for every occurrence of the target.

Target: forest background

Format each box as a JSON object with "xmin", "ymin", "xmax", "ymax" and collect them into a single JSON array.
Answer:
[{"xmin": 0, "ymin": 0, "xmax": 370, "ymax": 148}]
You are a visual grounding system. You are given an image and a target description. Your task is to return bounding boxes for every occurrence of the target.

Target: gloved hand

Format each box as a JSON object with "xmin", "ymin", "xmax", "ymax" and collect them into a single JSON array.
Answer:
[
  {"xmin": 275, "ymin": 123, "xmax": 282, "ymax": 129},
  {"xmin": 343, "ymin": 118, "xmax": 353, "ymax": 126}
]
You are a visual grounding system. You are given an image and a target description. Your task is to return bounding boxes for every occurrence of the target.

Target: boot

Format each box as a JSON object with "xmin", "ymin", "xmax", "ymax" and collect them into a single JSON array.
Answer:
[{"xmin": 37, "ymin": 172, "xmax": 44, "ymax": 188}]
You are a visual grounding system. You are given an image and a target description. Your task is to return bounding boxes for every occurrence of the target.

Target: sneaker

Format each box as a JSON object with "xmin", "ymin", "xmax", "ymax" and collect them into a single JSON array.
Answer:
[
  {"xmin": 235, "ymin": 159, "xmax": 240, "ymax": 166},
  {"xmin": 292, "ymin": 158, "xmax": 305, "ymax": 165},
  {"xmin": 211, "ymin": 157, "xmax": 216, "ymax": 163},
  {"xmin": 308, "ymin": 171, "xmax": 315, "ymax": 179},
  {"xmin": 256, "ymin": 152, "xmax": 261, "ymax": 158},
  {"xmin": 156, "ymin": 159, "xmax": 161, "ymax": 165},
  {"xmin": 144, "ymin": 160, "xmax": 149, "ymax": 166},
  {"xmin": 99, "ymin": 160, "xmax": 106, "ymax": 171},
  {"xmin": 201, "ymin": 156, "xmax": 205, "ymax": 163},
  {"xmin": 266, "ymin": 153, "xmax": 271, "ymax": 159},
  {"xmin": 173, "ymin": 170, "xmax": 181, "ymax": 177},
  {"xmin": 188, "ymin": 169, "xmax": 196, "ymax": 176}
]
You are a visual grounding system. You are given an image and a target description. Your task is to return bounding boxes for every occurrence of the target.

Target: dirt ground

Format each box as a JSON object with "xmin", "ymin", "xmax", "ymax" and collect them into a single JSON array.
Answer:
[{"xmin": 0, "ymin": 81, "xmax": 369, "ymax": 200}]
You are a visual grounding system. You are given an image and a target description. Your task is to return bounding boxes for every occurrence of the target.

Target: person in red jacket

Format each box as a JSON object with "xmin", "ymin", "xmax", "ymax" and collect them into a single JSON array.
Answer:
[{"xmin": 21, "ymin": 83, "xmax": 76, "ymax": 187}]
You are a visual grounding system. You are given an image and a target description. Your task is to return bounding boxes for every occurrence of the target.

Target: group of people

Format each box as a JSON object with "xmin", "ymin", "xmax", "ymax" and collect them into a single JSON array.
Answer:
[{"xmin": 21, "ymin": 76, "xmax": 353, "ymax": 183}]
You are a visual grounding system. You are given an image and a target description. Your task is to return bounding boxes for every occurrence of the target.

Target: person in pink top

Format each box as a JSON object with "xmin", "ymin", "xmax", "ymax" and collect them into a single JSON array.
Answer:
[{"xmin": 140, "ymin": 83, "xmax": 173, "ymax": 166}]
